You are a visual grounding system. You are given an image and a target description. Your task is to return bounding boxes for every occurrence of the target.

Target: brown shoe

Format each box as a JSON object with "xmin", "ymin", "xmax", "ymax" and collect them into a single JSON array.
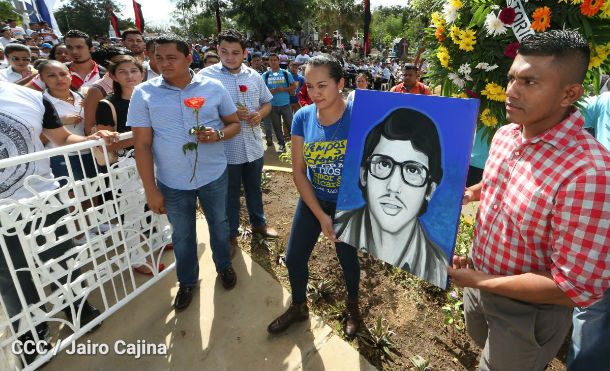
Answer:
[
  {"xmin": 267, "ymin": 302, "xmax": 309, "ymax": 334},
  {"xmin": 230, "ymin": 237, "xmax": 238, "ymax": 259},
  {"xmin": 253, "ymin": 225, "xmax": 279, "ymax": 238},
  {"xmin": 344, "ymin": 296, "xmax": 360, "ymax": 337}
]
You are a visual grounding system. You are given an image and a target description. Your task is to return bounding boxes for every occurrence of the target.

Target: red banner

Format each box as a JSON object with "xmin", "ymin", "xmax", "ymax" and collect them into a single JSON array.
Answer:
[
  {"xmin": 363, "ymin": 0, "xmax": 371, "ymax": 54},
  {"xmin": 109, "ymin": 8, "xmax": 120, "ymax": 37},
  {"xmin": 133, "ymin": 1, "xmax": 145, "ymax": 33}
]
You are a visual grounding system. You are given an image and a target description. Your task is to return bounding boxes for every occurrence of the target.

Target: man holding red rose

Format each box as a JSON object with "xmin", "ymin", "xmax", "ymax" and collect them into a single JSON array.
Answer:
[{"xmin": 199, "ymin": 29, "xmax": 277, "ymax": 259}]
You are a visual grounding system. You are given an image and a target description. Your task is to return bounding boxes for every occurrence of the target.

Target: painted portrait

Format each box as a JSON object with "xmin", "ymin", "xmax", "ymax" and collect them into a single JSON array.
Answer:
[{"xmin": 334, "ymin": 90, "xmax": 479, "ymax": 289}]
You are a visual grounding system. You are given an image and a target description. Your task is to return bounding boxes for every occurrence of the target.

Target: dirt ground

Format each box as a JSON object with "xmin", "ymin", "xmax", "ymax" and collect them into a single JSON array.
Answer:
[{"xmin": 236, "ymin": 169, "xmax": 569, "ymax": 370}]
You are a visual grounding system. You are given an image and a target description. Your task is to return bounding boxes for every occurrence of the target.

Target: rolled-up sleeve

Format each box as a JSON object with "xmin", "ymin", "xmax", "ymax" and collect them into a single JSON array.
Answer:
[
  {"xmin": 126, "ymin": 87, "xmax": 151, "ymax": 128},
  {"xmin": 551, "ymin": 169, "xmax": 610, "ymax": 306}
]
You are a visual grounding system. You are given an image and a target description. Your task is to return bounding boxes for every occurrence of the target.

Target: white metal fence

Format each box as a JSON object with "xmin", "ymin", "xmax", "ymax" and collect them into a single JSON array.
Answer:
[{"xmin": 0, "ymin": 133, "xmax": 173, "ymax": 371}]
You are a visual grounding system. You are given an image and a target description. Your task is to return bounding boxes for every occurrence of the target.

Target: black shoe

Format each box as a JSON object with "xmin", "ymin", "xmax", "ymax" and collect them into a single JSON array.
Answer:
[
  {"xmin": 174, "ymin": 286, "xmax": 195, "ymax": 311},
  {"xmin": 218, "ymin": 267, "xmax": 237, "ymax": 289},
  {"xmin": 65, "ymin": 301, "xmax": 102, "ymax": 333},
  {"xmin": 266, "ymin": 137, "xmax": 273, "ymax": 147},
  {"xmin": 18, "ymin": 331, "xmax": 52, "ymax": 366}
]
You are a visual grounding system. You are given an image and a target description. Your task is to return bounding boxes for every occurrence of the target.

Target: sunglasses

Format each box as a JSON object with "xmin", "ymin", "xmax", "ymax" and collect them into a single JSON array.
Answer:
[{"xmin": 11, "ymin": 56, "xmax": 31, "ymax": 63}]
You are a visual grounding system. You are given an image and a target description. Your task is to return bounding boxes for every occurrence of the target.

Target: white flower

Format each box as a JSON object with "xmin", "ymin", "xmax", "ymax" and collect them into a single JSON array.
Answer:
[
  {"xmin": 475, "ymin": 62, "xmax": 490, "ymax": 70},
  {"xmin": 484, "ymin": 12, "xmax": 507, "ymax": 37},
  {"xmin": 491, "ymin": 4, "xmax": 500, "ymax": 9},
  {"xmin": 443, "ymin": 3, "xmax": 459, "ymax": 23},
  {"xmin": 448, "ymin": 72, "xmax": 465, "ymax": 88},
  {"xmin": 464, "ymin": 74, "xmax": 473, "ymax": 81},
  {"xmin": 458, "ymin": 63, "xmax": 472, "ymax": 76},
  {"xmin": 486, "ymin": 64, "xmax": 499, "ymax": 71}
]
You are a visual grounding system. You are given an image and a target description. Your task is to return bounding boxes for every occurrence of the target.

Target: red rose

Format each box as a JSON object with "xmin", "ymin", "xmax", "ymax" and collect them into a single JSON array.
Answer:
[
  {"xmin": 239, "ymin": 85, "xmax": 248, "ymax": 93},
  {"xmin": 184, "ymin": 97, "xmax": 206, "ymax": 109},
  {"xmin": 466, "ymin": 89, "xmax": 480, "ymax": 98},
  {"xmin": 504, "ymin": 42, "xmax": 519, "ymax": 58},
  {"xmin": 499, "ymin": 7, "xmax": 516, "ymax": 25}
]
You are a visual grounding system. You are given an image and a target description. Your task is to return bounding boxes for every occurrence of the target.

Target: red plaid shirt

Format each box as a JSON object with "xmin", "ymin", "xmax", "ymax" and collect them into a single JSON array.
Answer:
[{"xmin": 474, "ymin": 108, "xmax": 610, "ymax": 306}]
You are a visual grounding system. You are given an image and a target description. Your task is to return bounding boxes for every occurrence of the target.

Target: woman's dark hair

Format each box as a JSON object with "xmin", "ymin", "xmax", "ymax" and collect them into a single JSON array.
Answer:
[
  {"xmin": 360, "ymin": 108, "xmax": 443, "ymax": 216},
  {"xmin": 108, "ymin": 55, "xmax": 143, "ymax": 98},
  {"xmin": 305, "ymin": 53, "xmax": 343, "ymax": 84},
  {"xmin": 91, "ymin": 45, "xmax": 132, "ymax": 68},
  {"xmin": 49, "ymin": 42, "xmax": 66, "ymax": 60},
  {"xmin": 37, "ymin": 59, "xmax": 67, "ymax": 76}
]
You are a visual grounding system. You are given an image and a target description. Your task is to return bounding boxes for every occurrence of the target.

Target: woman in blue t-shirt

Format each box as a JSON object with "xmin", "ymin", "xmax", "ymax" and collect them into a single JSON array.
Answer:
[{"xmin": 267, "ymin": 54, "xmax": 361, "ymax": 336}]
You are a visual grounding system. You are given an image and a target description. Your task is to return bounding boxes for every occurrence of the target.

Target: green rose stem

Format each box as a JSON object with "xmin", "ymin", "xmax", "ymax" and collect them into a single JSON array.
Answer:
[{"xmin": 182, "ymin": 108, "xmax": 203, "ymax": 182}]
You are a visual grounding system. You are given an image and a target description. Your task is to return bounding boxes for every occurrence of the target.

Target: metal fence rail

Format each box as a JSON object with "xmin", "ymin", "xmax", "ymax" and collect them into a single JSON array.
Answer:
[{"xmin": 0, "ymin": 133, "xmax": 173, "ymax": 371}]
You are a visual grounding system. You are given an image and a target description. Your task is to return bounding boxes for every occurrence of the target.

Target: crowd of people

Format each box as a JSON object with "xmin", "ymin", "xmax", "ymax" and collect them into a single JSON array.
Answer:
[{"xmin": 0, "ymin": 19, "xmax": 609, "ymax": 371}]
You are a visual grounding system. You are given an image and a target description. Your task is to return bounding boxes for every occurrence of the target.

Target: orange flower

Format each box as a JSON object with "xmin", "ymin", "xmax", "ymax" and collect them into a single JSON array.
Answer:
[
  {"xmin": 581, "ymin": 0, "xmax": 604, "ymax": 16},
  {"xmin": 184, "ymin": 97, "xmax": 206, "ymax": 110},
  {"xmin": 435, "ymin": 27, "xmax": 446, "ymax": 42},
  {"xmin": 531, "ymin": 6, "xmax": 552, "ymax": 32}
]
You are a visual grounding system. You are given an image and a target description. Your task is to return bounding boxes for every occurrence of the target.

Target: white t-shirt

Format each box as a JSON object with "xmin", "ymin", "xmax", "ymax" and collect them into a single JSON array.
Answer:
[
  {"xmin": 43, "ymin": 90, "xmax": 88, "ymax": 154},
  {"xmin": 0, "ymin": 82, "xmax": 63, "ymax": 200},
  {"xmin": 294, "ymin": 54, "xmax": 310, "ymax": 64},
  {"xmin": 0, "ymin": 36, "xmax": 16, "ymax": 46},
  {"xmin": 10, "ymin": 26, "xmax": 25, "ymax": 39}
]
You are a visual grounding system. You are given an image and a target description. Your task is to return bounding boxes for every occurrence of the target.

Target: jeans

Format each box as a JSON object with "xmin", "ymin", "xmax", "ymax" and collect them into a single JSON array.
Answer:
[
  {"xmin": 227, "ymin": 157, "xmax": 266, "ymax": 238},
  {"xmin": 0, "ymin": 207, "xmax": 80, "ymax": 336},
  {"xmin": 269, "ymin": 105, "xmax": 293, "ymax": 146},
  {"xmin": 157, "ymin": 168, "xmax": 231, "ymax": 287},
  {"xmin": 50, "ymin": 152, "xmax": 97, "ymax": 187},
  {"xmin": 285, "ymin": 197, "xmax": 360, "ymax": 304},
  {"xmin": 568, "ymin": 288, "xmax": 610, "ymax": 371}
]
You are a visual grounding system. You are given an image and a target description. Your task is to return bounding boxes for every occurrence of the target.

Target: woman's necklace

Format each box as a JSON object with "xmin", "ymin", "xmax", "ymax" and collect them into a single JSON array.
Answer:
[
  {"xmin": 318, "ymin": 103, "xmax": 346, "ymax": 142},
  {"xmin": 50, "ymin": 90, "xmax": 74, "ymax": 103}
]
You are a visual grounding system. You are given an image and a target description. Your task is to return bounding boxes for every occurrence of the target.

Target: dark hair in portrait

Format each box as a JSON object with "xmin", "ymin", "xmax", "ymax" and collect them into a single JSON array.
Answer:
[{"xmin": 359, "ymin": 107, "xmax": 443, "ymax": 216}]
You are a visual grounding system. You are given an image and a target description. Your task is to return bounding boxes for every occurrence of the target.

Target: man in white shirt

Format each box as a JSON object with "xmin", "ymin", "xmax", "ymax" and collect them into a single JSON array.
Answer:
[
  {"xmin": 373, "ymin": 61, "xmax": 391, "ymax": 90},
  {"xmin": 294, "ymin": 48, "xmax": 310, "ymax": 65},
  {"xmin": 0, "ymin": 28, "xmax": 16, "ymax": 46},
  {"xmin": 26, "ymin": 22, "xmax": 40, "ymax": 37},
  {"xmin": 143, "ymin": 38, "xmax": 160, "ymax": 80},
  {"xmin": 6, "ymin": 19, "xmax": 25, "ymax": 39},
  {"xmin": 0, "ymin": 43, "xmax": 34, "ymax": 83}
]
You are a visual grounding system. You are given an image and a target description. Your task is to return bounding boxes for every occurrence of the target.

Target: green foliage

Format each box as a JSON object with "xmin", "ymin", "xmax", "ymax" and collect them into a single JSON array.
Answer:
[
  {"xmin": 0, "ymin": 1, "xmax": 18, "ymax": 21},
  {"xmin": 410, "ymin": 355, "xmax": 431, "ymax": 371},
  {"xmin": 441, "ymin": 289, "xmax": 464, "ymax": 330},
  {"xmin": 261, "ymin": 169, "xmax": 271, "ymax": 190},
  {"xmin": 369, "ymin": 5, "xmax": 429, "ymax": 53},
  {"xmin": 358, "ymin": 315, "xmax": 400, "ymax": 363},
  {"xmin": 278, "ymin": 142, "xmax": 292, "ymax": 164},
  {"xmin": 307, "ymin": 277, "xmax": 336, "ymax": 303},
  {"xmin": 454, "ymin": 216, "xmax": 475, "ymax": 257},
  {"xmin": 55, "ymin": 0, "xmax": 123, "ymax": 36},
  {"xmin": 314, "ymin": 0, "xmax": 363, "ymax": 42}
]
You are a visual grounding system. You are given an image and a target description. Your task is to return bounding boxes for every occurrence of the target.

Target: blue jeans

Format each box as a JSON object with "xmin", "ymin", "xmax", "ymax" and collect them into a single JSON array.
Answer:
[
  {"xmin": 285, "ymin": 197, "xmax": 360, "ymax": 304},
  {"xmin": 268, "ymin": 105, "xmax": 293, "ymax": 146},
  {"xmin": 50, "ymin": 152, "xmax": 97, "ymax": 187},
  {"xmin": 567, "ymin": 288, "xmax": 610, "ymax": 371},
  {"xmin": 227, "ymin": 157, "xmax": 266, "ymax": 238},
  {"xmin": 157, "ymin": 169, "xmax": 231, "ymax": 287}
]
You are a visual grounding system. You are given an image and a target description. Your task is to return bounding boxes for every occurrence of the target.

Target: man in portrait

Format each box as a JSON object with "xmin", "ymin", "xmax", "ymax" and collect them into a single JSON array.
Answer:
[{"xmin": 335, "ymin": 107, "xmax": 448, "ymax": 287}]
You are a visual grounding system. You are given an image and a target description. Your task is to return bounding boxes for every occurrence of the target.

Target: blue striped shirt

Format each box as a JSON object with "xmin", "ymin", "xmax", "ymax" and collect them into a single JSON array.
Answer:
[
  {"xmin": 127, "ymin": 73, "xmax": 237, "ymax": 190},
  {"xmin": 199, "ymin": 63, "xmax": 273, "ymax": 164}
]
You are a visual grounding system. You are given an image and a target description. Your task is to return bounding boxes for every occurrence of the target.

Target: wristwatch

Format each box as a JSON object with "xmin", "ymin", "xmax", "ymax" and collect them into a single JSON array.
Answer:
[{"xmin": 216, "ymin": 129, "xmax": 225, "ymax": 141}]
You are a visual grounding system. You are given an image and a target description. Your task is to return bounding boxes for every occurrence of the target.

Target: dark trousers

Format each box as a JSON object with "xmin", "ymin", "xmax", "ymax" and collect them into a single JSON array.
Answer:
[{"xmin": 285, "ymin": 197, "xmax": 360, "ymax": 304}]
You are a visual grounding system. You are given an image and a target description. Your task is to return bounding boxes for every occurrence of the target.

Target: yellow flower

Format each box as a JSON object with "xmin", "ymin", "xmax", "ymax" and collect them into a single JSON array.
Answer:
[
  {"xmin": 480, "ymin": 108, "xmax": 498, "ymax": 127},
  {"xmin": 431, "ymin": 12, "xmax": 446, "ymax": 28},
  {"xmin": 572, "ymin": 0, "xmax": 584, "ymax": 4},
  {"xmin": 458, "ymin": 29, "xmax": 477, "ymax": 51},
  {"xmin": 452, "ymin": 92, "xmax": 469, "ymax": 98},
  {"xmin": 600, "ymin": 0, "xmax": 610, "ymax": 17},
  {"xmin": 531, "ymin": 7, "xmax": 552, "ymax": 32},
  {"xmin": 581, "ymin": 0, "xmax": 604, "ymax": 16},
  {"xmin": 450, "ymin": 24, "xmax": 461, "ymax": 44},
  {"xmin": 437, "ymin": 46, "xmax": 451, "ymax": 68},
  {"xmin": 481, "ymin": 82, "xmax": 506, "ymax": 102},
  {"xmin": 589, "ymin": 43, "xmax": 610, "ymax": 69},
  {"xmin": 449, "ymin": 0, "xmax": 464, "ymax": 9}
]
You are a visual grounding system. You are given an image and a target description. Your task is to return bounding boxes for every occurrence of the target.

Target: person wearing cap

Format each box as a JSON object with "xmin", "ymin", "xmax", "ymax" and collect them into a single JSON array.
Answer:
[
  {"xmin": 0, "ymin": 28, "xmax": 15, "ymax": 47},
  {"xmin": 40, "ymin": 43, "xmax": 52, "ymax": 57}
]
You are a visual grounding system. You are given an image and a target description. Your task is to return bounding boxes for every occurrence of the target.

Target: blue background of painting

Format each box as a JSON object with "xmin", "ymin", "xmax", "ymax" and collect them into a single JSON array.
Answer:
[{"xmin": 336, "ymin": 90, "xmax": 479, "ymax": 259}]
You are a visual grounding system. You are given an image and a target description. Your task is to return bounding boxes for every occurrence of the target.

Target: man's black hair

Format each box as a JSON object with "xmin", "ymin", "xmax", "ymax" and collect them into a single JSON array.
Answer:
[
  {"xmin": 203, "ymin": 51, "xmax": 220, "ymax": 64},
  {"xmin": 217, "ymin": 29, "xmax": 247, "ymax": 51},
  {"xmin": 268, "ymin": 52, "xmax": 279, "ymax": 59},
  {"xmin": 121, "ymin": 28, "xmax": 142, "ymax": 41},
  {"xmin": 91, "ymin": 45, "xmax": 132, "ymax": 68},
  {"xmin": 4, "ymin": 43, "xmax": 30, "ymax": 56},
  {"xmin": 360, "ymin": 108, "xmax": 443, "ymax": 216},
  {"xmin": 402, "ymin": 63, "xmax": 418, "ymax": 72},
  {"xmin": 518, "ymin": 30, "xmax": 590, "ymax": 84},
  {"xmin": 154, "ymin": 34, "xmax": 190, "ymax": 57},
  {"xmin": 64, "ymin": 29, "xmax": 93, "ymax": 48},
  {"xmin": 145, "ymin": 37, "xmax": 156, "ymax": 52}
]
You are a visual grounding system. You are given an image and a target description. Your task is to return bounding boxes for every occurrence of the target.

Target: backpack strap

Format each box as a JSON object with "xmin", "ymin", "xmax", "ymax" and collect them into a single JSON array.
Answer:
[{"xmin": 99, "ymin": 99, "xmax": 117, "ymax": 128}]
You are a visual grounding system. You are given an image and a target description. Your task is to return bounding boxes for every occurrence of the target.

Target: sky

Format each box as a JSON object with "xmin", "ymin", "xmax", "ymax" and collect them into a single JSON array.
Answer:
[{"xmin": 54, "ymin": 0, "xmax": 411, "ymax": 28}]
